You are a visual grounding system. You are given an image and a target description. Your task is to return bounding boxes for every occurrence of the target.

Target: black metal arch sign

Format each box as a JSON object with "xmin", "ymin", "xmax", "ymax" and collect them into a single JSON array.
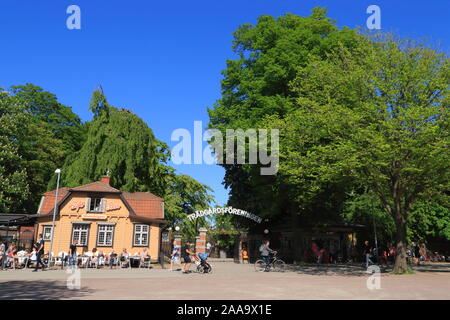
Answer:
[{"xmin": 187, "ymin": 206, "xmax": 262, "ymax": 224}]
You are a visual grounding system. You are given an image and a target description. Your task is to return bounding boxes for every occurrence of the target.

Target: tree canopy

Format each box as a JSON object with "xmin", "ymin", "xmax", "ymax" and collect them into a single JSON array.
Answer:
[
  {"xmin": 208, "ymin": 8, "xmax": 449, "ymax": 272},
  {"xmin": 0, "ymin": 92, "xmax": 29, "ymax": 212}
]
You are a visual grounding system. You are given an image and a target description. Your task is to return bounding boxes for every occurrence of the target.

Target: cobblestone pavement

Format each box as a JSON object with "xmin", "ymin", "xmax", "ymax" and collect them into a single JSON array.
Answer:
[{"xmin": 0, "ymin": 262, "xmax": 449, "ymax": 300}]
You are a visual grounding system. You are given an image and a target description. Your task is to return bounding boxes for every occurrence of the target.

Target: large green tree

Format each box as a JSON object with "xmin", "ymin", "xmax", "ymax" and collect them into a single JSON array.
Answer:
[
  {"xmin": 282, "ymin": 36, "xmax": 449, "ymax": 272},
  {"xmin": 6, "ymin": 84, "xmax": 85, "ymax": 213},
  {"xmin": 0, "ymin": 92, "xmax": 29, "ymax": 212},
  {"xmin": 208, "ymin": 8, "xmax": 361, "ymax": 223},
  {"xmin": 61, "ymin": 89, "xmax": 167, "ymax": 195}
]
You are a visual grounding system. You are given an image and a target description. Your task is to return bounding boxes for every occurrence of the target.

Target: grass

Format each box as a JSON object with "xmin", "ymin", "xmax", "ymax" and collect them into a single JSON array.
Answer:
[{"xmin": 391, "ymin": 266, "xmax": 415, "ymax": 275}]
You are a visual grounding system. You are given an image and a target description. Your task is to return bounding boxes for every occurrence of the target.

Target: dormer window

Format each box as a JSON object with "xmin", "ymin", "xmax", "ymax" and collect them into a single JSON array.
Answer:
[{"xmin": 87, "ymin": 197, "xmax": 105, "ymax": 213}]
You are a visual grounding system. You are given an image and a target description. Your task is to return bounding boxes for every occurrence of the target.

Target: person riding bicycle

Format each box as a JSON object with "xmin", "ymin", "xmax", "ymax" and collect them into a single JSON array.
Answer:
[{"xmin": 259, "ymin": 240, "xmax": 277, "ymax": 272}]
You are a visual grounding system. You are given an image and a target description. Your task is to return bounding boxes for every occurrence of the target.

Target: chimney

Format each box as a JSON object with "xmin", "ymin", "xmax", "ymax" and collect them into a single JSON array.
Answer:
[{"xmin": 100, "ymin": 175, "xmax": 110, "ymax": 185}]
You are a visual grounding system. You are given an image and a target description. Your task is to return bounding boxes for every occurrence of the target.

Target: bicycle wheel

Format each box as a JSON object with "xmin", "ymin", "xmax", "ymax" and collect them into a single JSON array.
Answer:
[
  {"xmin": 273, "ymin": 259, "xmax": 286, "ymax": 272},
  {"xmin": 204, "ymin": 263, "xmax": 212, "ymax": 274},
  {"xmin": 254, "ymin": 260, "xmax": 266, "ymax": 272}
]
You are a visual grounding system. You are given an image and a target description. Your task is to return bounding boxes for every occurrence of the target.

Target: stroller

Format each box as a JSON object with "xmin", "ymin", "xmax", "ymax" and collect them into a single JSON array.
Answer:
[{"xmin": 196, "ymin": 252, "xmax": 212, "ymax": 274}]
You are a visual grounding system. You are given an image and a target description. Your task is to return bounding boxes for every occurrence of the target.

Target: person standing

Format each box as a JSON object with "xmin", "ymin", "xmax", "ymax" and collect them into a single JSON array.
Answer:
[
  {"xmin": 206, "ymin": 242, "xmax": 212, "ymax": 255},
  {"xmin": 413, "ymin": 242, "xmax": 420, "ymax": 265},
  {"xmin": 69, "ymin": 241, "xmax": 78, "ymax": 268},
  {"xmin": 0, "ymin": 245, "xmax": 5, "ymax": 270},
  {"xmin": 182, "ymin": 240, "xmax": 194, "ymax": 274},
  {"xmin": 241, "ymin": 246, "xmax": 249, "ymax": 264},
  {"xmin": 363, "ymin": 240, "xmax": 373, "ymax": 268},
  {"xmin": 329, "ymin": 242, "xmax": 337, "ymax": 264},
  {"xmin": 33, "ymin": 234, "xmax": 45, "ymax": 272}
]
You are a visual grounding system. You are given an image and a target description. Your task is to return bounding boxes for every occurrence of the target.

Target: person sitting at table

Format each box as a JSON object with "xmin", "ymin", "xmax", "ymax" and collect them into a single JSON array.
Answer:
[
  {"xmin": 119, "ymin": 248, "xmax": 130, "ymax": 267},
  {"xmin": 109, "ymin": 250, "xmax": 118, "ymax": 268},
  {"xmin": 139, "ymin": 249, "xmax": 149, "ymax": 267},
  {"xmin": 91, "ymin": 248, "xmax": 99, "ymax": 268},
  {"xmin": 97, "ymin": 250, "xmax": 105, "ymax": 266},
  {"xmin": 6, "ymin": 245, "xmax": 18, "ymax": 269}
]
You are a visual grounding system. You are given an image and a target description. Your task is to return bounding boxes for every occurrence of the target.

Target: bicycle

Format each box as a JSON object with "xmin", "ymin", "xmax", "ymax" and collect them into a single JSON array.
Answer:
[{"xmin": 255, "ymin": 253, "xmax": 285, "ymax": 272}]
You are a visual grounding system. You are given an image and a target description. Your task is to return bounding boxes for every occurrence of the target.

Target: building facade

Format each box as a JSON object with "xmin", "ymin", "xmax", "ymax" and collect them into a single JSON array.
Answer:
[{"xmin": 34, "ymin": 176, "xmax": 166, "ymax": 259}]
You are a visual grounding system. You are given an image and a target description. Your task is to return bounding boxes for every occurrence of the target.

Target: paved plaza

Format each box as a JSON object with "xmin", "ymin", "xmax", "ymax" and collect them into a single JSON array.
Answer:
[{"xmin": 0, "ymin": 262, "xmax": 449, "ymax": 300}]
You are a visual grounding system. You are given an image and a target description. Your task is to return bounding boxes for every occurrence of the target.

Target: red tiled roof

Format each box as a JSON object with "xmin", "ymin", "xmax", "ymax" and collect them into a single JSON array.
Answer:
[
  {"xmin": 38, "ymin": 188, "xmax": 70, "ymax": 214},
  {"xmin": 38, "ymin": 182, "xmax": 164, "ymax": 221},
  {"xmin": 70, "ymin": 181, "xmax": 121, "ymax": 193},
  {"xmin": 123, "ymin": 192, "xmax": 164, "ymax": 219},
  {"xmin": 122, "ymin": 191, "xmax": 163, "ymax": 201}
]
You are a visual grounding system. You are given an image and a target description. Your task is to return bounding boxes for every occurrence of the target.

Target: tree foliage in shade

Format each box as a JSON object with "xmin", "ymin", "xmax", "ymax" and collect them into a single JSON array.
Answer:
[{"xmin": 0, "ymin": 93, "xmax": 29, "ymax": 212}]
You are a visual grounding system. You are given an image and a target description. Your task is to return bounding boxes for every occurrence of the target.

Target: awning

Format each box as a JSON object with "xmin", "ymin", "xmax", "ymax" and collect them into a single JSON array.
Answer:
[{"xmin": 0, "ymin": 214, "xmax": 36, "ymax": 225}]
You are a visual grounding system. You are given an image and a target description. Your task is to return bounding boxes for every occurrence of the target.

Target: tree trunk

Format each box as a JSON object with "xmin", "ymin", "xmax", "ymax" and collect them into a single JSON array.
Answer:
[{"xmin": 393, "ymin": 212, "xmax": 409, "ymax": 273}]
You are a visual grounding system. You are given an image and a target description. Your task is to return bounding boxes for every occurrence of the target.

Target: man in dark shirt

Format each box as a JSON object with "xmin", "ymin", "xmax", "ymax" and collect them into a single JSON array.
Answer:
[
  {"xmin": 69, "ymin": 241, "xmax": 78, "ymax": 268},
  {"xmin": 182, "ymin": 241, "xmax": 194, "ymax": 274},
  {"xmin": 33, "ymin": 234, "xmax": 45, "ymax": 272}
]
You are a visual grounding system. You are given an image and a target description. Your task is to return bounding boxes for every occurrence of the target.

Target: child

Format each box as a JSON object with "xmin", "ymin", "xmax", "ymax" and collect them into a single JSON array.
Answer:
[
  {"xmin": 170, "ymin": 240, "xmax": 181, "ymax": 271},
  {"xmin": 241, "ymin": 247, "xmax": 249, "ymax": 264}
]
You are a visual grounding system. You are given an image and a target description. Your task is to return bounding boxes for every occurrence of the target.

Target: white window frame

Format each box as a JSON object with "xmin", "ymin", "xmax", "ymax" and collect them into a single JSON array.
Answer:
[
  {"xmin": 42, "ymin": 225, "xmax": 53, "ymax": 241},
  {"xmin": 133, "ymin": 224, "xmax": 149, "ymax": 247},
  {"xmin": 97, "ymin": 224, "xmax": 115, "ymax": 247},
  {"xmin": 87, "ymin": 197, "xmax": 105, "ymax": 213},
  {"xmin": 72, "ymin": 224, "xmax": 90, "ymax": 247}
]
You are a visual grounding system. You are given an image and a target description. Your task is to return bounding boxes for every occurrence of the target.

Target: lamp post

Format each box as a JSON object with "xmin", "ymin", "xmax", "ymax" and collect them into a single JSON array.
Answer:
[{"xmin": 48, "ymin": 168, "xmax": 61, "ymax": 268}]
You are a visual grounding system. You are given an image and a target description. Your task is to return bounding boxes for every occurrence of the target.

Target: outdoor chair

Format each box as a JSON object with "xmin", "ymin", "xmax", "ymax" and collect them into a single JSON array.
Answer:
[
  {"xmin": 98, "ymin": 256, "xmax": 106, "ymax": 267},
  {"xmin": 107, "ymin": 253, "xmax": 119, "ymax": 268},
  {"xmin": 90, "ymin": 256, "xmax": 99, "ymax": 268},
  {"xmin": 6, "ymin": 257, "xmax": 15, "ymax": 270},
  {"xmin": 54, "ymin": 252, "xmax": 67, "ymax": 268},
  {"xmin": 18, "ymin": 256, "xmax": 29, "ymax": 269},
  {"xmin": 120, "ymin": 256, "xmax": 131, "ymax": 269},
  {"xmin": 139, "ymin": 256, "xmax": 151, "ymax": 269},
  {"xmin": 81, "ymin": 256, "xmax": 90, "ymax": 268}
]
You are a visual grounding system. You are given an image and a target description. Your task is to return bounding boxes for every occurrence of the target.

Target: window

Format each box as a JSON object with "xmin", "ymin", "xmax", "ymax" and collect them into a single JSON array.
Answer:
[
  {"xmin": 133, "ymin": 224, "xmax": 149, "ymax": 246},
  {"xmin": 72, "ymin": 224, "xmax": 90, "ymax": 246},
  {"xmin": 43, "ymin": 226, "xmax": 53, "ymax": 241},
  {"xmin": 87, "ymin": 197, "xmax": 104, "ymax": 213},
  {"xmin": 97, "ymin": 224, "xmax": 114, "ymax": 246}
]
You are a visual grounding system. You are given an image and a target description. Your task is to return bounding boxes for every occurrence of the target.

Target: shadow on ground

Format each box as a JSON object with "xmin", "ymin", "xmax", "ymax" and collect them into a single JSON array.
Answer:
[
  {"xmin": 413, "ymin": 263, "xmax": 450, "ymax": 273},
  {"xmin": 283, "ymin": 263, "xmax": 387, "ymax": 277},
  {"xmin": 281, "ymin": 262, "xmax": 450, "ymax": 276},
  {"xmin": 0, "ymin": 280, "xmax": 94, "ymax": 300}
]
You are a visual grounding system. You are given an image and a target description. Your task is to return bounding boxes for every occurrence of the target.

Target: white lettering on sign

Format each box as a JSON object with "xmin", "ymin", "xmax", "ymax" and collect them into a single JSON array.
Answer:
[
  {"xmin": 187, "ymin": 206, "xmax": 262, "ymax": 224},
  {"xmin": 106, "ymin": 202, "xmax": 121, "ymax": 211}
]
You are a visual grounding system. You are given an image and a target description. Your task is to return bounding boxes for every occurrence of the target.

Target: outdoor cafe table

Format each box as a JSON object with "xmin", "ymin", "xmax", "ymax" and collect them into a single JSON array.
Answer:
[{"xmin": 128, "ymin": 256, "xmax": 141, "ymax": 268}]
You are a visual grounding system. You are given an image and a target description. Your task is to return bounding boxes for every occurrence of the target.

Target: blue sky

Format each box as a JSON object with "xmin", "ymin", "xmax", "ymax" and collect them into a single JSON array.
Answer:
[{"xmin": 1, "ymin": 0, "xmax": 448, "ymax": 205}]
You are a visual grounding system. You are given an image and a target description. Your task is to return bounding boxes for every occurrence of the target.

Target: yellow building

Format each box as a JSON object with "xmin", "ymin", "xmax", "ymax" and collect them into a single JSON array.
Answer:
[{"xmin": 34, "ymin": 176, "xmax": 166, "ymax": 259}]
